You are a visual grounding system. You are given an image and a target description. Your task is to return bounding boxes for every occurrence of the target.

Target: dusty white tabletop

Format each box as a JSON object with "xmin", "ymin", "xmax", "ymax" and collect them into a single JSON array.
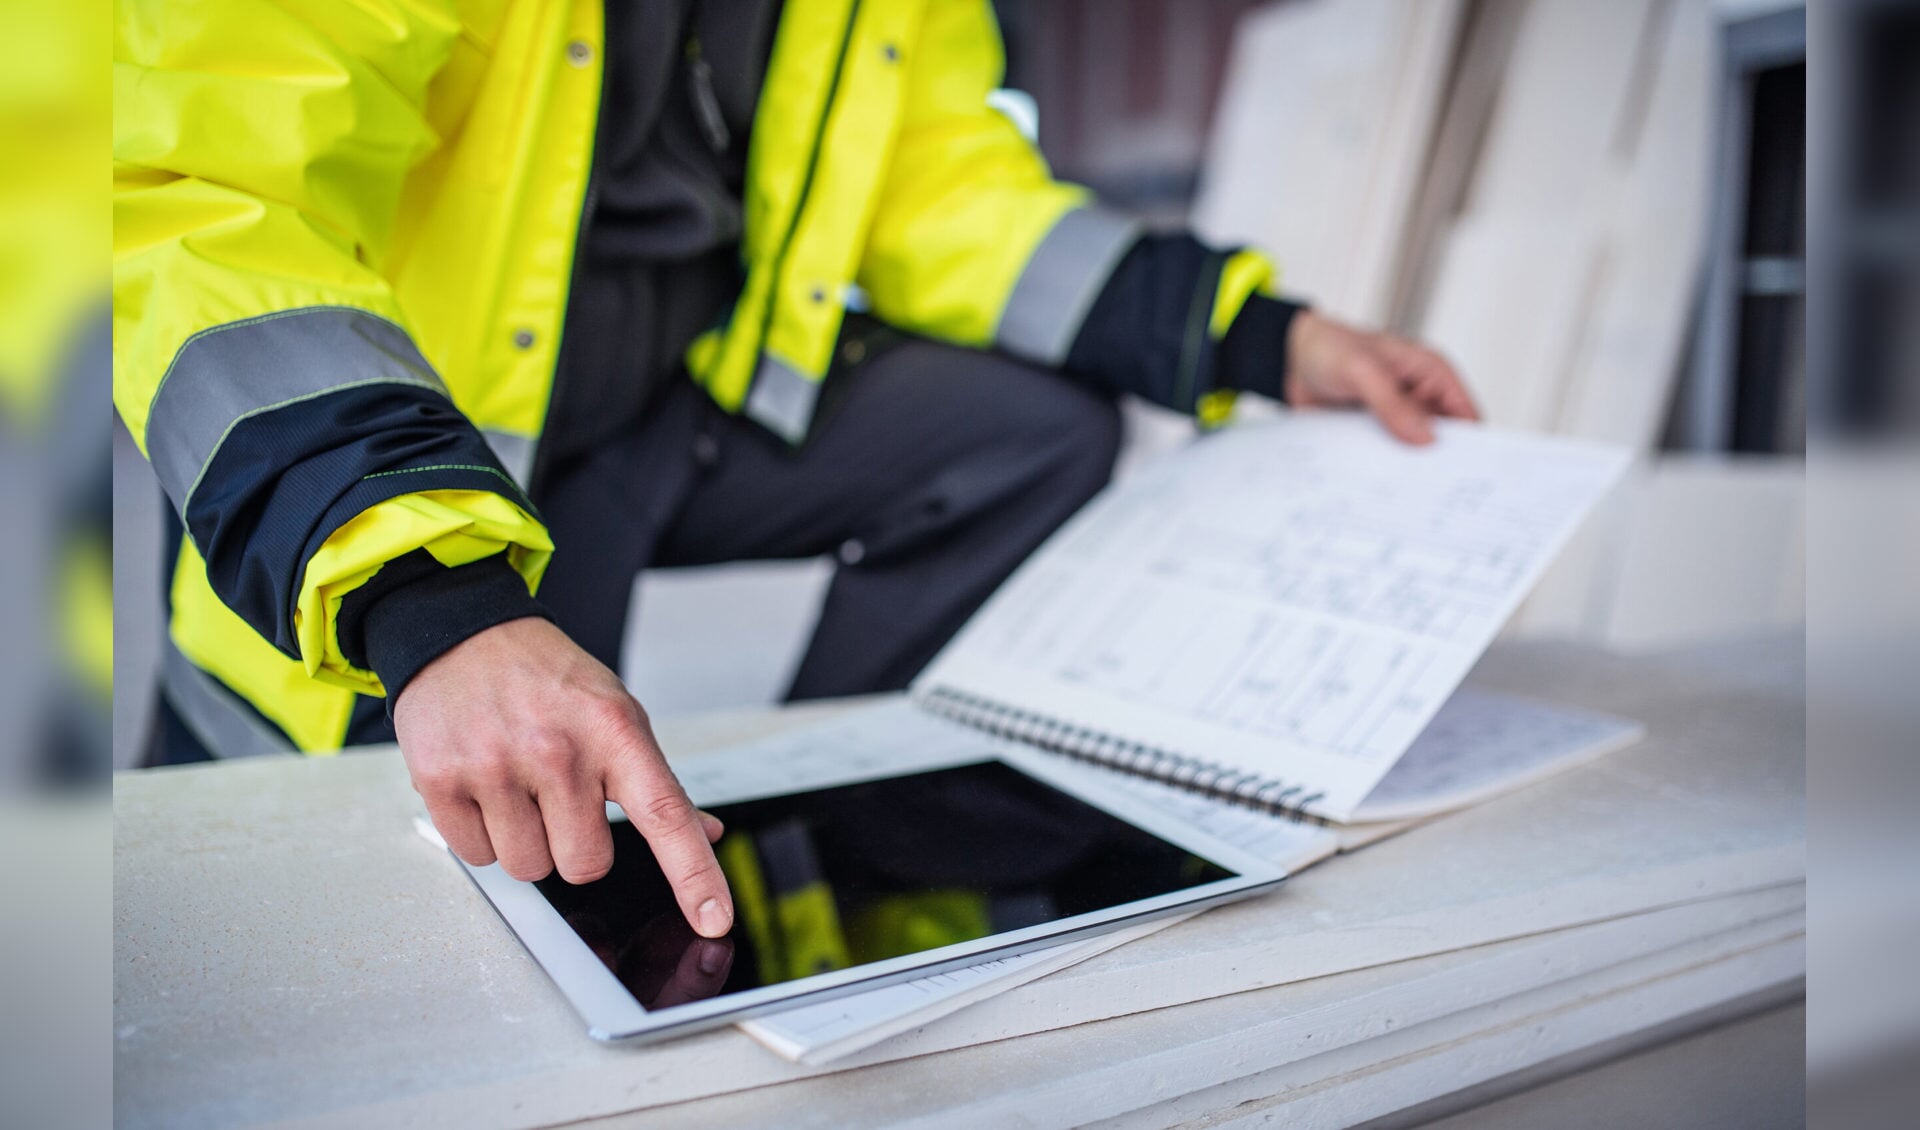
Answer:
[{"xmin": 113, "ymin": 638, "xmax": 1804, "ymax": 1129}]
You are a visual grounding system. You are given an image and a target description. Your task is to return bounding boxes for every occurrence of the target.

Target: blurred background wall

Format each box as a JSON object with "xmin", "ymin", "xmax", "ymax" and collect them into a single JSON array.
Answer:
[{"xmin": 111, "ymin": 0, "xmax": 1809, "ymax": 766}]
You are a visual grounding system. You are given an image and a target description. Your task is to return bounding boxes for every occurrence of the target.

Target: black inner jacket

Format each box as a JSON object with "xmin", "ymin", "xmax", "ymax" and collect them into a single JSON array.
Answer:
[{"xmin": 538, "ymin": 0, "xmax": 783, "ymax": 483}]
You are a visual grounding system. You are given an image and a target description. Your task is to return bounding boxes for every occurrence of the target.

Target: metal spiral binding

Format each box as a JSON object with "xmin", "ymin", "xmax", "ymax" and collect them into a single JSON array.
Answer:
[{"xmin": 915, "ymin": 686, "xmax": 1329, "ymax": 825}]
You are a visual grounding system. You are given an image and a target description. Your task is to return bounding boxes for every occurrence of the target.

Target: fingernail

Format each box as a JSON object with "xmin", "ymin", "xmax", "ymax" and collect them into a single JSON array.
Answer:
[
  {"xmin": 697, "ymin": 898, "xmax": 731, "ymax": 937},
  {"xmin": 697, "ymin": 939, "xmax": 729, "ymax": 976}
]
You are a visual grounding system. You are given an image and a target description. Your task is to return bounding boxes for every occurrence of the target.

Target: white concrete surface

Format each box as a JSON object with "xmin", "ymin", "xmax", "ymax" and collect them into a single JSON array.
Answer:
[{"xmin": 112, "ymin": 636, "xmax": 1804, "ymax": 1128}]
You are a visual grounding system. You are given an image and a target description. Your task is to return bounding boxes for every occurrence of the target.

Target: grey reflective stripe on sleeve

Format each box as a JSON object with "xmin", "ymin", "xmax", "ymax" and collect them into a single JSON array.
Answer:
[
  {"xmin": 994, "ymin": 205, "xmax": 1142, "ymax": 366},
  {"xmin": 144, "ymin": 307, "xmax": 448, "ymax": 515},
  {"xmin": 162, "ymin": 641, "xmax": 298, "ymax": 759},
  {"xmin": 743, "ymin": 354, "xmax": 822, "ymax": 443},
  {"xmin": 481, "ymin": 430, "xmax": 537, "ymax": 490}
]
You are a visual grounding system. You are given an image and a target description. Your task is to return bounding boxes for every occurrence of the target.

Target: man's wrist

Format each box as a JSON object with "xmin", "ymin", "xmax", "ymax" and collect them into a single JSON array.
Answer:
[
  {"xmin": 1217, "ymin": 294, "xmax": 1311, "ymax": 405},
  {"xmin": 337, "ymin": 550, "xmax": 552, "ymax": 705}
]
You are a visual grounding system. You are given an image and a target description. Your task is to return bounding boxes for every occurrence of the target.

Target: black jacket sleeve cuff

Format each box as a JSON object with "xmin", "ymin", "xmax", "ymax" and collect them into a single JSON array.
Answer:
[
  {"xmin": 1216, "ymin": 294, "xmax": 1310, "ymax": 404},
  {"xmin": 1062, "ymin": 231, "xmax": 1312, "ymax": 414},
  {"xmin": 336, "ymin": 549, "xmax": 551, "ymax": 704}
]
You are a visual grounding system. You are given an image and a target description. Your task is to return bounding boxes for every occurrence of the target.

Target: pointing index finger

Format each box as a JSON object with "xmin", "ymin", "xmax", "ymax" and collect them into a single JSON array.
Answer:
[{"xmin": 603, "ymin": 719, "xmax": 734, "ymax": 939}]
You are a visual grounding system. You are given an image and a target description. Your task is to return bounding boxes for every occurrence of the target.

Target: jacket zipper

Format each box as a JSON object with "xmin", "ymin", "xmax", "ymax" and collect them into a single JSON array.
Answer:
[{"xmin": 686, "ymin": 36, "xmax": 733, "ymax": 154}]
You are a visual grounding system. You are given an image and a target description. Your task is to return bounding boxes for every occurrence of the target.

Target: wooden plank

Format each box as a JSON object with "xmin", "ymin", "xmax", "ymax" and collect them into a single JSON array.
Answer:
[
  {"xmin": 1112, "ymin": 928, "xmax": 1803, "ymax": 1128},
  {"xmin": 1192, "ymin": 0, "xmax": 1466, "ymax": 323},
  {"xmin": 1463, "ymin": 0, "xmax": 1659, "ymax": 218},
  {"xmin": 1413, "ymin": 0, "xmax": 1713, "ymax": 449},
  {"xmin": 1416, "ymin": 211, "xmax": 1600, "ymax": 431},
  {"xmin": 1410, "ymin": 0, "xmax": 1646, "ymax": 430},
  {"xmin": 1554, "ymin": 0, "xmax": 1716, "ymax": 448},
  {"xmin": 1387, "ymin": 0, "xmax": 1529, "ymax": 333},
  {"xmin": 597, "ymin": 905, "xmax": 1802, "ymax": 1128}
]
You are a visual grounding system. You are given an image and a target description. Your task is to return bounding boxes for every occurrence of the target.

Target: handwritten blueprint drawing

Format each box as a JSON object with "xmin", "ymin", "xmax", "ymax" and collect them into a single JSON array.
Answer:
[{"xmin": 917, "ymin": 415, "xmax": 1630, "ymax": 819}]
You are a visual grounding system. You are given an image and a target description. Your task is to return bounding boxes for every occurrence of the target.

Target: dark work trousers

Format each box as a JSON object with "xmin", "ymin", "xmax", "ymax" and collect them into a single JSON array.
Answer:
[
  {"xmin": 146, "ymin": 327, "xmax": 1121, "ymax": 764},
  {"xmin": 537, "ymin": 330, "xmax": 1123, "ymax": 699}
]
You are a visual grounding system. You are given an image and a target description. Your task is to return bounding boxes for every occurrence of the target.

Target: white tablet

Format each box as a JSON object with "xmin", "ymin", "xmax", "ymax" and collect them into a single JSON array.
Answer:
[{"xmin": 444, "ymin": 746, "xmax": 1286, "ymax": 1043}]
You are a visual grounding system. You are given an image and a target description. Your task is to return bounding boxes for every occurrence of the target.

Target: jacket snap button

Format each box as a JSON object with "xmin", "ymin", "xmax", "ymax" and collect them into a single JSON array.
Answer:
[
  {"xmin": 809, "ymin": 285, "xmax": 827, "ymax": 304},
  {"xmin": 838, "ymin": 539, "xmax": 866, "ymax": 566},
  {"xmin": 881, "ymin": 43, "xmax": 899, "ymax": 63},
  {"xmin": 566, "ymin": 40, "xmax": 593, "ymax": 67},
  {"xmin": 841, "ymin": 338, "xmax": 867, "ymax": 365},
  {"xmin": 512, "ymin": 328, "xmax": 535, "ymax": 349}
]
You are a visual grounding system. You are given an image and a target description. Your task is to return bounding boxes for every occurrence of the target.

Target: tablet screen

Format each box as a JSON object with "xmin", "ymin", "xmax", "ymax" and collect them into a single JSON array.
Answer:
[{"xmin": 534, "ymin": 759, "xmax": 1235, "ymax": 1012}]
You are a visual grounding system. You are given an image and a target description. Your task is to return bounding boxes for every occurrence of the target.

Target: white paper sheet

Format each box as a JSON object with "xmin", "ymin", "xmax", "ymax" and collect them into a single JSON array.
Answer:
[
  {"xmin": 666, "ymin": 698, "xmax": 988, "ymax": 807},
  {"xmin": 740, "ymin": 918, "xmax": 1181, "ymax": 1065},
  {"xmin": 914, "ymin": 415, "xmax": 1631, "ymax": 819},
  {"xmin": 1353, "ymin": 688, "xmax": 1645, "ymax": 822}
]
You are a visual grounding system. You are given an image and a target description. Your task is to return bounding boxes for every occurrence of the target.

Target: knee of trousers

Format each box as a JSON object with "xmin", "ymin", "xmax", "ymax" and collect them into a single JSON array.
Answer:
[
  {"xmin": 846, "ymin": 362, "xmax": 1123, "ymax": 563},
  {"xmin": 1021, "ymin": 380, "xmax": 1123, "ymax": 509}
]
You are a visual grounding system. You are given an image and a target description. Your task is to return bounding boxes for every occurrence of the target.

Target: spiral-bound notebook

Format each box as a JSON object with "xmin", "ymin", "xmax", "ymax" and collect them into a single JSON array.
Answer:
[{"xmin": 907, "ymin": 413, "xmax": 1633, "ymax": 826}]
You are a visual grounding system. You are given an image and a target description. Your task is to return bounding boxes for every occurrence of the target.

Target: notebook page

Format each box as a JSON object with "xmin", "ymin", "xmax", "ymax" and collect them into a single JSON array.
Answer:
[
  {"xmin": 914, "ymin": 415, "xmax": 1630, "ymax": 821},
  {"xmin": 1351, "ymin": 688, "xmax": 1645, "ymax": 823}
]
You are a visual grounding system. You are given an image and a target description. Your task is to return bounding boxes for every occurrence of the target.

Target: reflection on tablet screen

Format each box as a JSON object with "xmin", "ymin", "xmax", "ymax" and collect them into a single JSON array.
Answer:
[{"xmin": 534, "ymin": 759, "xmax": 1234, "ymax": 1011}]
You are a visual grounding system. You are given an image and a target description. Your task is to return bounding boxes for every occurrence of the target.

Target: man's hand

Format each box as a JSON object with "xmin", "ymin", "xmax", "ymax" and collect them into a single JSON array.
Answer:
[
  {"xmin": 394, "ymin": 617, "xmax": 734, "ymax": 938},
  {"xmin": 1284, "ymin": 310, "xmax": 1480, "ymax": 444}
]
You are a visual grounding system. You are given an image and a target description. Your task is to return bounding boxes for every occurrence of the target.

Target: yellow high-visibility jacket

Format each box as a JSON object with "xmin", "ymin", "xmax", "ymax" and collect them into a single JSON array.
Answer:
[{"xmin": 113, "ymin": 0, "xmax": 1276, "ymax": 755}]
